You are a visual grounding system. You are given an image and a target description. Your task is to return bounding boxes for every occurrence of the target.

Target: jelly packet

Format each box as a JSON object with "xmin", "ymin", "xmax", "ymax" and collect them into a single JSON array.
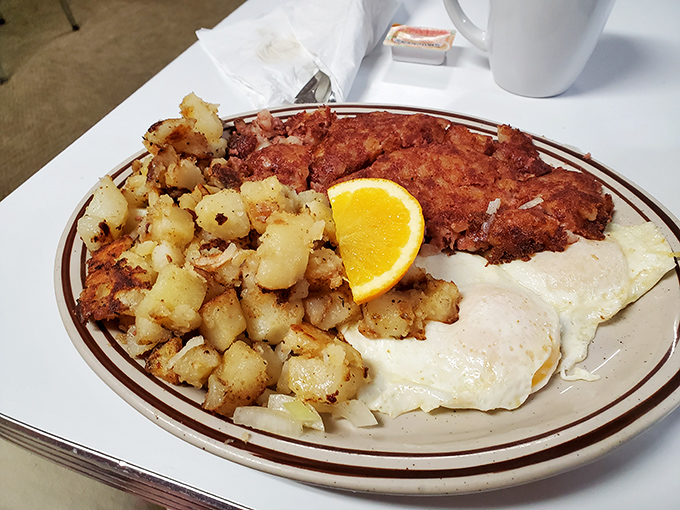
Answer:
[{"xmin": 383, "ymin": 24, "xmax": 456, "ymax": 65}]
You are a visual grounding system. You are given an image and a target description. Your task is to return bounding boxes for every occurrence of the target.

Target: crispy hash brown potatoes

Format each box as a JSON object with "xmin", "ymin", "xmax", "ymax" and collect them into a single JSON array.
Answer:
[
  {"xmin": 75, "ymin": 94, "xmax": 462, "ymax": 434},
  {"xmin": 75, "ymin": 93, "xmax": 650, "ymax": 436}
]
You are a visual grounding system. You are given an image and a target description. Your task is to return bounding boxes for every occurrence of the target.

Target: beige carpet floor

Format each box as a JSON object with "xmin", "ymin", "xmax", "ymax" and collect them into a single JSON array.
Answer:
[
  {"xmin": 0, "ymin": 0, "xmax": 244, "ymax": 201},
  {"xmin": 1, "ymin": 0, "xmax": 242, "ymax": 508},
  {"xmin": 0, "ymin": 439, "xmax": 166, "ymax": 510}
]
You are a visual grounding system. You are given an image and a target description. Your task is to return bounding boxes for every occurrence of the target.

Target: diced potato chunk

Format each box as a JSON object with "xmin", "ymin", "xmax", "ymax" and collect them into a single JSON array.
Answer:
[
  {"xmin": 165, "ymin": 158, "xmax": 205, "ymax": 190},
  {"xmin": 195, "ymin": 189, "xmax": 250, "ymax": 240},
  {"xmin": 77, "ymin": 176, "xmax": 129, "ymax": 251},
  {"xmin": 144, "ymin": 117, "xmax": 221, "ymax": 159},
  {"xmin": 358, "ymin": 267, "xmax": 461, "ymax": 340},
  {"xmin": 189, "ymin": 243, "xmax": 252, "ymax": 288},
  {"xmin": 240, "ymin": 176, "xmax": 297, "ymax": 234},
  {"xmin": 240, "ymin": 282, "xmax": 304, "ymax": 344},
  {"xmin": 179, "ymin": 92, "xmax": 228, "ymax": 156},
  {"xmin": 125, "ymin": 316, "xmax": 172, "ymax": 356},
  {"xmin": 172, "ymin": 341, "xmax": 221, "ymax": 388},
  {"xmin": 122, "ymin": 156, "xmax": 154, "ymax": 207},
  {"xmin": 304, "ymin": 285, "xmax": 360, "ymax": 330},
  {"xmin": 150, "ymin": 240, "xmax": 185, "ymax": 272},
  {"xmin": 178, "ymin": 184, "xmax": 210, "ymax": 213},
  {"xmin": 304, "ymin": 248, "xmax": 345, "ymax": 291},
  {"xmin": 128, "ymin": 239, "xmax": 156, "ymax": 258},
  {"xmin": 285, "ymin": 349, "xmax": 364, "ymax": 405},
  {"xmin": 136, "ymin": 264, "xmax": 207, "ymax": 334},
  {"xmin": 255, "ymin": 211, "xmax": 324, "ymax": 290},
  {"xmin": 148, "ymin": 194, "xmax": 195, "ymax": 249},
  {"xmin": 144, "ymin": 118, "xmax": 190, "ymax": 153},
  {"xmin": 119, "ymin": 248, "xmax": 155, "ymax": 278},
  {"xmin": 280, "ymin": 322, "xmax": 338, "ymax": 357},
  {"xmin": 360, "ymin": 291, "xmax": 416, "ymax": 339},
  {"xmin": 297, "ymin": 189, "xmax": 336, "ymax": 244},
  {"xmin": 420, "ymin": 278, "xmax": 461, "ymax": 323},
  {"xmin": 203, "ymin": 341, "xmax": 268, "ymax": 416},
  {"xmin": 280, "ymin": 323, "xmax": 366, "ymax": 405},
  {"xmin": 145, "ymin": 336, "xmax": 182, "ymax": 384},
  {"xmin": 199, "ymin": 289, "xmax": 247, "ymax": 352},
  {"xmin": 114, "ymin": 287, "xmax": 149, "ymax": 315}
]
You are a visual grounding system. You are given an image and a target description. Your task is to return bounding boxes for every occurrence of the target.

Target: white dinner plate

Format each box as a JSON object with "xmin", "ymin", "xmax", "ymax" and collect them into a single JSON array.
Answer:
[{"xmin": 55, "ymin": 104, "xmax": 680, "ymax": 495}]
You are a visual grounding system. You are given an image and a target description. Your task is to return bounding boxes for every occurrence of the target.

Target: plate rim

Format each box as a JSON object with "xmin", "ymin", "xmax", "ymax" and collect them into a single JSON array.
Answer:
[{"xmin": 55, "ymin": 103, "xmax": 680, "ymax": 495}]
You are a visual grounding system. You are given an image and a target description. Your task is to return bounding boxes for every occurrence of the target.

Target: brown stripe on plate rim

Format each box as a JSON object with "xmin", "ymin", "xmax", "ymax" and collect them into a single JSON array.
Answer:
[
  {"xmin": 63, "ymin": 108, "xmax": 680, "ymax": 453},
  {"xmin": 84, "ymin": 254, "xmax": 680, "ymax": 461},
  {"xmin": 58, "ymin": 105, "xmax": 680, "ymax": 481},
  {"xmin": 61, "ymin": 161, "xmax": 680, "ymax": 459}
]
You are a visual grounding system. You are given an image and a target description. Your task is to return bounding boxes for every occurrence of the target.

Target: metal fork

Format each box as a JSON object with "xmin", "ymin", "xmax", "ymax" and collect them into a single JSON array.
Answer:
[{"xmin": 294, "ymin": 70, "xmax": 336, "ymax": 104}]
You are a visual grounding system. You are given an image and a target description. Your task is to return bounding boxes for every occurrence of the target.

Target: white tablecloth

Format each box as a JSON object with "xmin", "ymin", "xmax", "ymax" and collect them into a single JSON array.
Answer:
[{"xmin": 1, "ymin": 0, "xmax": 679, "ymax": 508}]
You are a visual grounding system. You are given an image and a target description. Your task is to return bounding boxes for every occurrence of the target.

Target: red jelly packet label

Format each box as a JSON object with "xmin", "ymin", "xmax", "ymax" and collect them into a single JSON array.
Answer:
[{"xmin": 383, "ymin": 24, "xmax": 456, "ymax": 51}]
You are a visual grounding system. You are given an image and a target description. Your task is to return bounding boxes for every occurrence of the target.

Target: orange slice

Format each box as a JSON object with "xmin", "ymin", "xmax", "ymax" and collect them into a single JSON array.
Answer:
[{"xmin": 327, "ymin": 178, "xmax": 425, "ymax": 304}]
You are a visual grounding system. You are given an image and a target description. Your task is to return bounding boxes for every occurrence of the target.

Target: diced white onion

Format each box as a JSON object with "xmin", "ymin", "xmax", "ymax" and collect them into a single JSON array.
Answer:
[
  {"xmin": 332, "ymin": 400, "xmax": 378, "ymax": 428},
  {"xmin": 256, "ymin": 388, "xmax": 277, "ymax": 407},
  {"xmin": 481, "ymin": 199, "xmax": 501, "ymax": 235},
  {"xmin": 267, "ymin": 393, "xmax": 297, "ymax": 409},
  {"xmin": 192, "ymin": 243, "xmax": 239, "ymax": 270},
  {"xmin": 485, "ymin": 198, "xmax": 501, "ymax": 215},
  {"xmin": 232, "ymin": 407, "xmax": 303, "ymax": 437},
  {"xmin": 518, "ymin": 197, "xmax": 544, "ymax": 210},
  {"xmin": 268, "ymin": 394, "xmax": 325, "ymax": 431},
  {"xmin": 274, "ymin": 342, "xmax": 292, "ymax": 362},
  {"xmin": 166, "ymin": 336, "xmax": 205, "ymax": 370},
  {"xmin": 566, "ymin": 229, "xmax": 580, "ymax": 244}
]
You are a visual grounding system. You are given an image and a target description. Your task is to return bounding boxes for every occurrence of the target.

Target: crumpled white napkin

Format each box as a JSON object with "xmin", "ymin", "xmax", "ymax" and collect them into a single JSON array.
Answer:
[{"xmin": 196, "ymin": 0, "xmax": 401, "ymax": 109}]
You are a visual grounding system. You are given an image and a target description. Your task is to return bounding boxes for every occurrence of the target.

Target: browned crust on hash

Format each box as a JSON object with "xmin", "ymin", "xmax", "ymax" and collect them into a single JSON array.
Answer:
[
  {"xmin": 245, "ymin": 144, "xmax": 312, "ymax": 193},
  {"xmin": 76, "ymin": 236, "xmax": 152, "ymax": 322},
  {"xmin": 309, "ymin": 111, "xmax": 450, "ymax": 190},
  {"xmin": 320, "ymin": 118, "xmax": 613, "ymax": 263},
  {"xmin": 220, "ymin": 109, "xmax": 613, "ymax": 263}
]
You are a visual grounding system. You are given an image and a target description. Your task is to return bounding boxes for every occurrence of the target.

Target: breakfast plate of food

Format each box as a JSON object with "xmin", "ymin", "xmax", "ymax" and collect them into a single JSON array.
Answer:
[{"xmin": 56, "ymin": 96, "xmax": 680, "ymax": 494}]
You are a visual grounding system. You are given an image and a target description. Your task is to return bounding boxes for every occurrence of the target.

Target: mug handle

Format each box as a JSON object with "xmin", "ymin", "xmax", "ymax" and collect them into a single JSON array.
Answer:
[{"xmin": 443, "ymin": 0, "xmax": 489, "ymax": 51}]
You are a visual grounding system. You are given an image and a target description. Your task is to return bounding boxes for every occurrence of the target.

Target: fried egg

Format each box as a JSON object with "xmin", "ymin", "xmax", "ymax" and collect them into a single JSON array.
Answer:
[
  {"xmin": 341, "ymin": 222, "xmax": 675, "ymax": 418},
  {"xmin": 502, "ymin": 222, "xmax": 676, "ymax": 381}
]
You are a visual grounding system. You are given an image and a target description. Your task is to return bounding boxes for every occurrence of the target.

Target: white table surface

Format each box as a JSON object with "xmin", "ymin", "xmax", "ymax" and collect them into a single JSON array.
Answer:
[{"xmin": 2, "ymin": 0, "xmax": 679, "ymax": 508}]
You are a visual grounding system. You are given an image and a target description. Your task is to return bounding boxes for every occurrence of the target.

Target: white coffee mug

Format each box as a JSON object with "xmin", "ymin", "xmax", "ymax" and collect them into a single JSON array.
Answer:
[{"xmin": 443, "ymin": 0, "xmax": 616, "ymax": 97}]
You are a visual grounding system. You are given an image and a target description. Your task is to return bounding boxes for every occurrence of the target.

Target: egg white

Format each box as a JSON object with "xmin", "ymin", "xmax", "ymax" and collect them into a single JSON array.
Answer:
[
  {"xmin": 342, "ymin": 282, "xmax": 560, "ymax": 417},
  {"xmin": 502, "ymin": 222, "xmax": 675, "ymax": 380},
  {"xmin": 342, "ymin": 222, "xmax": 675, "ymax": 418}
]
